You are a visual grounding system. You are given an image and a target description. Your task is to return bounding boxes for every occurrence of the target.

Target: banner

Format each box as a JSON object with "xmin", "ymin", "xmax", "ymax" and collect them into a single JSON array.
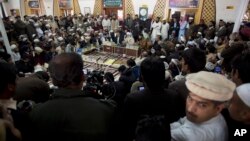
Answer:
[
  {"xmin": 103, "ymin": 0, "xmax": 122, "ymax": 7},
  {"xmin": 59, "ymin": 0, "xmax": 72, "ymax": 9},
  {"xmin": 169, "ymin": 0, "xmax": 199, "ymax": 8}
]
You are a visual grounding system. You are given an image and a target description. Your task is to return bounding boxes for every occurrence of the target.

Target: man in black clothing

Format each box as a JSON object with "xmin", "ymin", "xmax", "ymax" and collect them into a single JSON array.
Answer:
[
  {"xmin": 121, "ymin": 57, "xmax": 183, "ymax": 141},
  {"xmin": 29, "ymin": 53, "xmax": 116, "ymax": 141}
]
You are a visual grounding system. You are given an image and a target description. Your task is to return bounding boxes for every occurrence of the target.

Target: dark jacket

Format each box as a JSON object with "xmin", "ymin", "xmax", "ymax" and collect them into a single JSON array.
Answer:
[
  {"xmin": 222, "ymin": 109, "xmax": 250, "ymax": 141},
  {"xmin": 168, "ymin": 79, "xmax": 188, "ymax": 118},
  {"xmin": 29, "ymin": 88, "xmax": 116, "ymax": 141},
  {"xmin": 121, "ymin": 88, "xmax": 183, "ymax": 141}
]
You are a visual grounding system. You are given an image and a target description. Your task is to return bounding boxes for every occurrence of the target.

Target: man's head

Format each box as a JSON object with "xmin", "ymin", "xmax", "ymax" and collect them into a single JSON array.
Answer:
[
  {"xmin": 0, "ymin": 61, "xmax": 17, "ymax": 99},
  {"xmin": 231, "ymin": 52, "xmax": 250, "ymax": 86},
  {"xmin": 229, "ymin": 83, "xmax": 250, "ymax": 124},
  {"xmin": 156, "ymin": 17, "xmax": 160, "ymax": 22},
  {"xmin": 48, "ymin": 53, "xmax": 84, "ymax": 88},
  {"xmin": 185, "ymin": 71, "xmax": 236, "ymax": 123},
  {"xmin": 140, "ymin": 57, "xmax": 165, "ymax": 90},
  {"xmin": 181, "ymin": 48, "xmax": 206, "ymax": 74}
]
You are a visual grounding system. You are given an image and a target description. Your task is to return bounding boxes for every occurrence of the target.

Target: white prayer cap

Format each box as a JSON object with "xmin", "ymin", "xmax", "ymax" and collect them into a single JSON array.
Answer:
[
  {"xmin": 197, "ymin": 32, "xmax": 202, "ymax": 35},
  {"xmin": 175, "ymin": 44, "xmax": 180, "ymax": 48},
  {"xmin": 48, "ymin": 33, "xmax": 53, "ymax": 37},
  {"xmin": 78, "ymin": 24, "xmax": 82, "ymax": 27},
  {"xmin": 48, "ymin": 38, "xmax": 53, "ymax": 42},
  {"xmin": 32, "ymin": 34, "xmax": 36, "ymax": 38},
  {"xmin": 80, "ymin": 36, "xmax": 85, "ymax": 41},
  {"xmin": 126, "ymin": 32, "xmax": 132, "ymax": 36},
  {"xmin": 22, "ymin": 38, "xmax": 28, "ymax": 41},
  {"xmin": 69, "ymin": 28, "xmax": 74, "ymax": 32},
  {"xmin": 35, "ymin": 47, "xmax": 43, "ymax": 53},
  {"xmin": 10, "ymin": 44, "xmax": 17, "ymax": 50},
  {"xmin": 209, "ymin": 39, "xmax": 214, "ymax": 43},
  {"xmin": 189, "ymin": 17, "xmax": 194, "ymax": 20},
  {"xmin": 160, "ymin": 55, "xmax": 166, "ymax": 59},
  {"xmin": 45, "ymin": 24, "xmax": 50, "ymax": 27},
  {"xmin": 34, "ymin": 39, "xmax": 40, "ymax": 43},
  {"xmin": 57, "ymin": 37, "xmax": 64, "ymax": 41},
  {"xmin": 236, "ymin": 83, "xmax": 250, "ymax": 107},
  {"xmin": 34, "ymin": 23, "xmax": 40, "ymax": 27}
]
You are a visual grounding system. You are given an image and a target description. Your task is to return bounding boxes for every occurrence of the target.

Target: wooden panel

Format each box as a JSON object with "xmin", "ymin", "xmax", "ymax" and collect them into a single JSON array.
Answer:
[
  {"xmin": 103, "ymin": 45, "xmax": 114, "ymax": 53},
  {"xmin": 114, "ymin": 46, "xmax": 125, "ymax": 54},
  {"xmin": 126, "ymin": 48, "xmax": 138, "ymax": 57}
]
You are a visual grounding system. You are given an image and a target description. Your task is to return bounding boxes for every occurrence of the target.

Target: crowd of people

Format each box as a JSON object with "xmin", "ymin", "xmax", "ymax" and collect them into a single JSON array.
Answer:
[{"xmin": 0, "ymin": 12, "xmax": 250, "ymax": 141}]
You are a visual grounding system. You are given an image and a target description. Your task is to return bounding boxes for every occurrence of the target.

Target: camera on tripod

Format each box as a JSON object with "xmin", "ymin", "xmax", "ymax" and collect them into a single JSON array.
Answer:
[{"xmin": 83, "ymin": 70, "xmax": 104, "ymax": 97}]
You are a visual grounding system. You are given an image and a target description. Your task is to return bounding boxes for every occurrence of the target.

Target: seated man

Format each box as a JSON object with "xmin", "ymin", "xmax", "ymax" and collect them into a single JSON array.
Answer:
[
  {"xmin": 111, "ymin": 29, "xmax": 125, "ymax": 45},
  {"xmin": 123, "ymin": 32, "xmax": 135, "ymax": 48},
  {"xmin": 171, "ymin": 71, "xmax": 236, "ymax": 141}
]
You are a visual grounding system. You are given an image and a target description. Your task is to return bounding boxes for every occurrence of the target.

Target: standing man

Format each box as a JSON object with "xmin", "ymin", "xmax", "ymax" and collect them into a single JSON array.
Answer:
[
  {"xmin": 161, "ymin": 19, "xmax": 170, "ymax": 41},
  {"xmin": 29, "ymin": 53, "xmax": 116, "ymax": 141},
  {"xmin": 171, "ymin": 71, "xmax": 236, "ymax": 141},
  {"xmin": 102, "ymin": 15, "xmax": 111, "ymax": 31},
  {"xmin": 124, "ymin": 14, "xmax": 133, "ymax": 30},
  {"xmin": 151, "ymin": 17, "xmax": 162, "ymax": 42},
  {"xmin": 132, "ymin": 15, "xmax": 141, "ymax": 42}
]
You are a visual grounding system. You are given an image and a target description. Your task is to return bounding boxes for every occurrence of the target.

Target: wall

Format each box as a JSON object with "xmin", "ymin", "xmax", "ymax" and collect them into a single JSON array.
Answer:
[
  {"xmin": 3, "ymin": 0, "xmax": 21, "ymax": 16},
  {"xmin": 43, "ymin": 0, "xmax": 53, "ymax": 16},
  {"xmin": 78, "ymin": 0, "xmax": 95, "ymax": 14},
  {"xmin": 216, "ymin": 0, "xmax": 241, "ymax": 23},
  {"xmin": 132, "ymin": 0, "xmax": 157, "ymax": 17}
]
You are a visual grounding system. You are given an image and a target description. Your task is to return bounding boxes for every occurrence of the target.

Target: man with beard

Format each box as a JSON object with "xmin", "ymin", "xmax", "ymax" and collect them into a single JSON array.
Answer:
[{"xmin": 171, "ymin": 71, "xmax": 236, "ymax": 141}]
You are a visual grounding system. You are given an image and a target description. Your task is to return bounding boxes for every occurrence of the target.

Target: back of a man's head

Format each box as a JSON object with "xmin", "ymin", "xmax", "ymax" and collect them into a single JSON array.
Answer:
[
  {"xmin": 0, "ymin": 61, "xmax": 16, "ymax": 98},
  {"xmin": 182, "ymin": 48, "xmax": 206, "ymax": 73},
  {"xmin": 140, "ymin": 57, "xmax": 165, "ymax": 90},
  {"xmin": 48, "ymin": 53, "xmax": 84, "ymax": 88},
  {"xmin": 231, "ymin": 51, "xmax": 250, "ymax": 85}
]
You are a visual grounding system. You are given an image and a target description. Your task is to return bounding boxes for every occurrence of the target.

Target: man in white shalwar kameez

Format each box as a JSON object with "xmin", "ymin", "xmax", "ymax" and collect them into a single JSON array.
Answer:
[
  {"xmin": 161, "ymin": 19, "xmax": 170, "ymax": 41},
  {"xmin": 151, "ymin": 17, "xmax": 162, "ymax": 43},
  {"xmin": 171, "ymin": 71, "xmax": 236, "ymax": 141}
]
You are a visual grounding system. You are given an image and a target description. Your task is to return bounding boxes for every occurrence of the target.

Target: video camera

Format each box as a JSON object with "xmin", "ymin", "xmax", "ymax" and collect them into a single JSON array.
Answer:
[{"xmin": 83, "ymin": 70, "xmax": 104, "ymax": 97}]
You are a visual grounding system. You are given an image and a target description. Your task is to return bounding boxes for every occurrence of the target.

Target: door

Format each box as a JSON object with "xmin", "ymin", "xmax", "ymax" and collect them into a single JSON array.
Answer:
[{"xmin": 104, "ymin": 8, "xmax": 121, "ymax": 17}]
